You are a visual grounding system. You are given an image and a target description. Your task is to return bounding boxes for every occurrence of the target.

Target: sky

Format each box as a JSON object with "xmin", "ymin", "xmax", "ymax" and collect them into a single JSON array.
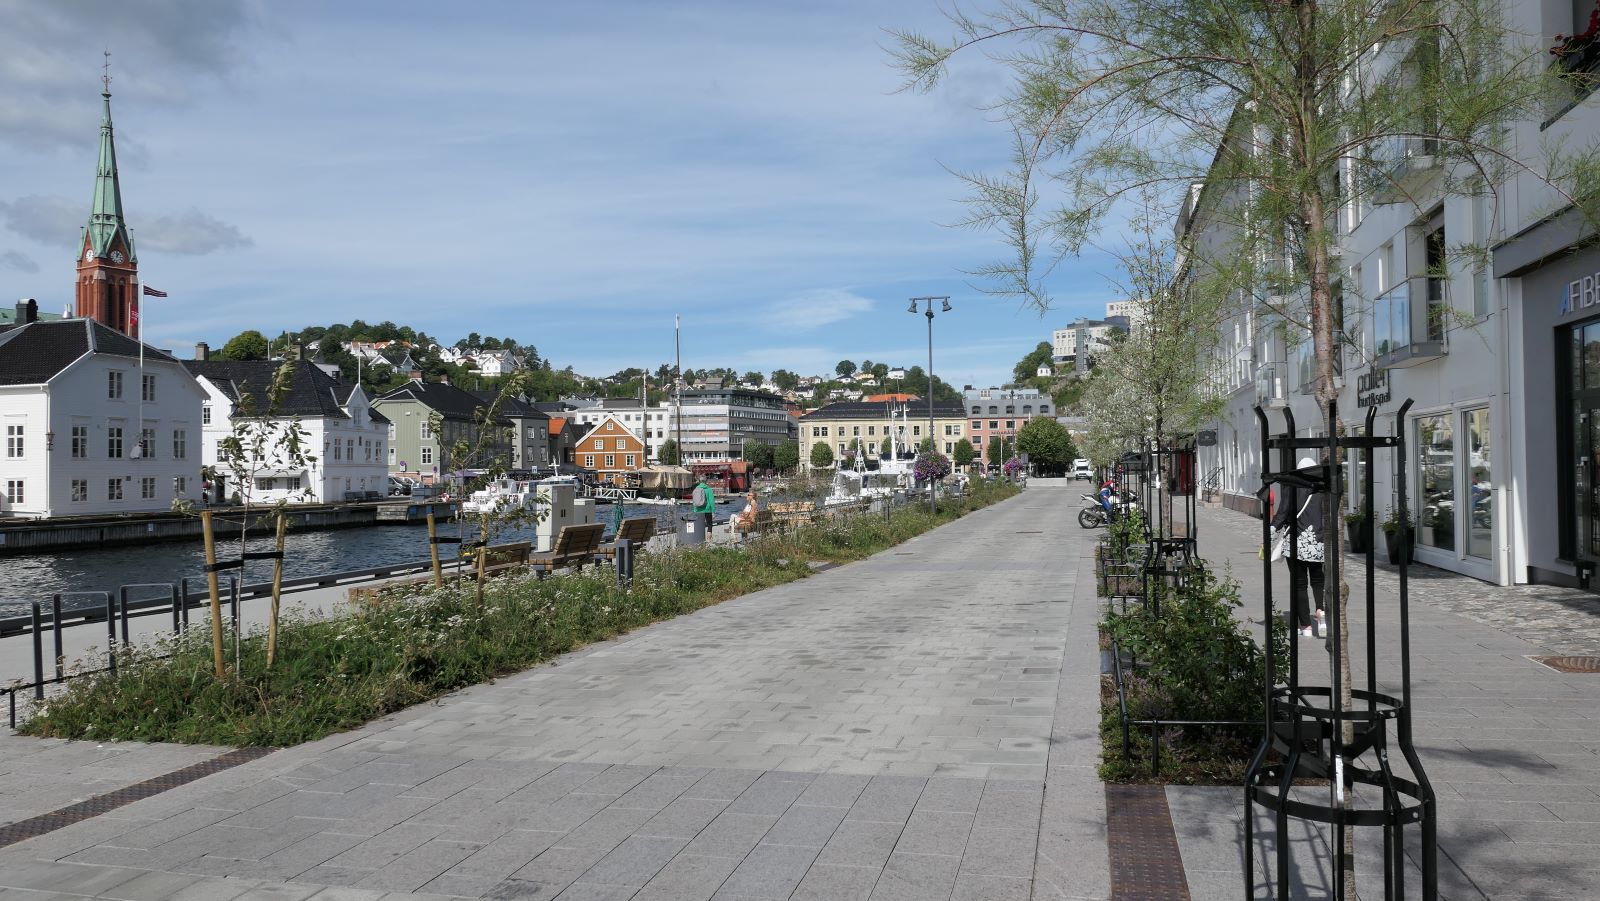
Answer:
[{"xmin": 0, "ymin": 0, "xmax": 1127, "ymax": 390}]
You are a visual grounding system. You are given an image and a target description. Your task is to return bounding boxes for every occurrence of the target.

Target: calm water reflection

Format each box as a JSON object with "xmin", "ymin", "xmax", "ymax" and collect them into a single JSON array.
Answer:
[{"xmin": 0, "ymin": 504, "xmax": 694, "ymax": 618}]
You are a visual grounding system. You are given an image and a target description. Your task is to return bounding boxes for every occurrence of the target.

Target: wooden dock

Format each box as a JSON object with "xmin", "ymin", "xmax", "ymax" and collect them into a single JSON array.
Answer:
[{"xmin": 375, "ymin": 501, "xmax": 459, "ymax": 523}]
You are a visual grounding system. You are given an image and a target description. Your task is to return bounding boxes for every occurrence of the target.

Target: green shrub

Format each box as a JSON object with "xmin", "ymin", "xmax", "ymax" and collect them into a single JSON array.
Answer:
[{"xmin": 1100, "ymin": 563, "xmax": 1288, "ymax": 782}]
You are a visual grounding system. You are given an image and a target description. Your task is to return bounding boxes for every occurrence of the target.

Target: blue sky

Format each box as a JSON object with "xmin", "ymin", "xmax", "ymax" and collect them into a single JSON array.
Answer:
[{"xmin": 1, "ymin": 0, "xmax": 1123, "ymax": 389}]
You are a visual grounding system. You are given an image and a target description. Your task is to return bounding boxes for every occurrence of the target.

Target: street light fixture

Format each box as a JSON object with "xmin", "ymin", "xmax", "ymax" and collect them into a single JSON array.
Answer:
[{"xmin": 908, "ymin": 296, "xmax": 952, "ymax": 512}]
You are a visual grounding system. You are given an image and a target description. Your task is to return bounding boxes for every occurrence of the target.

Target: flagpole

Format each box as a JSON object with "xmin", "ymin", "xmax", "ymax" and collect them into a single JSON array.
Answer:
[{"xmin": 136, "ymin": 280, "xmax": 145, "ymax": 461}]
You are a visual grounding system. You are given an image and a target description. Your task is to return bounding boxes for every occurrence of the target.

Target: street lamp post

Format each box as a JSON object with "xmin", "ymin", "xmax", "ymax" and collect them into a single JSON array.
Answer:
[{"xmin": 908, "ymin": 296, "xmax": 952, "ymax": 512}]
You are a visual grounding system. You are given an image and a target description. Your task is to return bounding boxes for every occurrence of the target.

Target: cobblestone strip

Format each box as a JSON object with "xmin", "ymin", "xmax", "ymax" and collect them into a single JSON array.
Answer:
[
  {"xmin": 1106, "ymin": 784, "xmax": 1191, "ymax": 900},
  {"xmin": 0, "ymin": 747, "xmax": 271, "ymax": 848}
]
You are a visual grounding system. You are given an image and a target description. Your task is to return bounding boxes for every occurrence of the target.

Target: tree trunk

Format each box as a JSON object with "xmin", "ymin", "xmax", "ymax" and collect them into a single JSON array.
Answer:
[{"xmin": 1304, "ymin": 174, "xmax": 1359, "ymax": 901}]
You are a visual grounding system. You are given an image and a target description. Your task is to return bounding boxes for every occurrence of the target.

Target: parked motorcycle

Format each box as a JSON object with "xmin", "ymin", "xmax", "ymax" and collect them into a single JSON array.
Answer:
[{"xmin": 1078, "ymin": 492, "xmax": 1138, "ymax": 529}]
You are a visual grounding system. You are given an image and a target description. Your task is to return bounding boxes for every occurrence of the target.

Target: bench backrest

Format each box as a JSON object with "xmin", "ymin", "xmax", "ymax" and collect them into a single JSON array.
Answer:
[
  {"xmin": 482, "ymin": 541, "xmax": 533, "ymax": 566},
  {"xmin": 553, "ymin": 522, "xmax": 607, "ymax": 557},
  {"xmin": 617, "ymin": 516, "xmax": 656, "ymax": 544}
]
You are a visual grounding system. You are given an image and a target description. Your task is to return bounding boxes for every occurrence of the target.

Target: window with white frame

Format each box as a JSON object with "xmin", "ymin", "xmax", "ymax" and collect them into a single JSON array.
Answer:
[
  {"xmin": 107, "ymin": 426, "xmax": 123, "ymax": 459},
  {"xmin": 604, "ymin": 454, "xmax": 615, "ymax": 468},
  {"xmin": 174, "ymin": 477, "xmax": 187, "ymax": 496},
  {"xmin": 141, "ymin": 477, "xmax": 156, "ymax": 499},
  {"xmin": 202, "ymin": 404, "xmax": 211, "ymax": 425},
  {"xmin": 4, "ymin": 424, "xmax": 21, "ymax": 458},
  {"xmin": 142, "ymin": 373, "xmax": 156, "ymax": 402},
  {"xmin": 71, "ymin": 479, "xmax": 87, "ymax": 502},
  {"xmin": 420, "ymin": 446, "xmax": 433, "ymax": 465},
  {"xmin": 71, "ymin": 426, "xmax": 87, "ymax": 458},
  {"xmin": 107, "ymin": 478, "xmax": 123, "ymax": 501},
  {"xmin": 256, "ymin": 477, "xmax": 274, "ymax": 491},
  {"xmin": 4, "ymin": 480, "xmax": 22, "ymax": 505},
  {"xmin": 139, "ymin": 428, "xmax": 155, "ymax": 458},
  {"xmin": 625, "ymin": 454, "xmax": 636, "ymax": 467},
  {"xmin": 108, "ymin": 371, "xmax": 123, "ymax": 399},
  {"xmin": 173, "ymin": 429, "xmax": 187, "ymax": 459},
  {"xmin": 584, "ymin": 454, "xmax": 595, "ymax": 467}
]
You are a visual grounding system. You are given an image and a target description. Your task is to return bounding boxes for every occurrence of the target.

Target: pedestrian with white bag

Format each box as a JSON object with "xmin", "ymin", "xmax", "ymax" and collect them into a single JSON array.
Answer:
[{"xmin": 1269, "ymin": 455, "xmax": 1328, "ymax": 639}]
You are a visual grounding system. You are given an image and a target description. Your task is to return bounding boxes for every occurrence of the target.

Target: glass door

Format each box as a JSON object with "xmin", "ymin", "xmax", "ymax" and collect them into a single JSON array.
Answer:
[
  {"xmin": 1571, "ymin": 323, "xmax": 1600, "ymax": 561},
  {"xmin": 1463, "ymin": 408, "xmax": 1491, "ymax": 560}
]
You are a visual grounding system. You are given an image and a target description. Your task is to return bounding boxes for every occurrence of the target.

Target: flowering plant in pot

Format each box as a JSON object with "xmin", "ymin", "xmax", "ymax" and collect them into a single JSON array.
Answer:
[
  {"xmin": 1380, "ymin": 509, "xmax": 1414, "ymax": 565},
  {"xmin": 1002, "ymin": 457, "xmax": 1025, "ymax": 479},
  {"xmin": 1344, "ymin": 510, "xmax": 1371, "ymax": 554},
  {"xmin": 913, "ymin": 451, "xmax": 951, "ymax": 482}
]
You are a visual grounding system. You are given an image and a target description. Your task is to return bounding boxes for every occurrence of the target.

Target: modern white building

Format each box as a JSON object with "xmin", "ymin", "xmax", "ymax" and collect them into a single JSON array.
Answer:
[
  {"xmin": 0, "ymin": 313, "xmax": 205, "ymax": 518},
  {"xmin": 186, "ymin": 358, "xmax": 389, "ymax": 505},
  {"xmin": 1188, "ymin": 0, "xmax": 1600, "ymax": 586}
]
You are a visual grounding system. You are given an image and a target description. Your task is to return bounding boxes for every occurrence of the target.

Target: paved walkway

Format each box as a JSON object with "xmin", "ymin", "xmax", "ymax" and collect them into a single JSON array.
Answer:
[
  {"xmin": 0, "ymin": 485, "xmax": 1113, "ymax": 900},
  {"xmin": 1171, "ymin": 505, "xmax": 1600, "ymax": 900}
]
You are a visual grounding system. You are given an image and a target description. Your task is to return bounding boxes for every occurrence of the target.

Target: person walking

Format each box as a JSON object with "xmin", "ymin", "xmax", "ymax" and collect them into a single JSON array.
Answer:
[
  {"xmin": 1272, "ymin": 455, "xmax": 1327, "ymax": 638},
  {"xmin": 691, "ymin": 476, "xmax": 716, "ymax": 535}
]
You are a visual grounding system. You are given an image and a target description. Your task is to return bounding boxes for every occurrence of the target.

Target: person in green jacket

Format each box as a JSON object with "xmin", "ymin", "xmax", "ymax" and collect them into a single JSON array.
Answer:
[{"xmin": 692, "ymin": 477, "xmax": 716, "ymax": 534}]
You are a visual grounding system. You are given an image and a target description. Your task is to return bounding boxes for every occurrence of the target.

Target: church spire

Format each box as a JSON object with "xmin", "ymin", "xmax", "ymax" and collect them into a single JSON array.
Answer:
[
  {"xmin": 85, "ymin": 52, "xmax": 135, "ymax": 264},
  {"xmin": 75, "ymin": 52, "xmax": 141, "ymax": 338}
]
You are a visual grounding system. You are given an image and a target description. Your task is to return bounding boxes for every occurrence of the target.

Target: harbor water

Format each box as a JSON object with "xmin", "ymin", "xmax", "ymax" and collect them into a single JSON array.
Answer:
[{"xmin": 0, "ymin": 503, "xmax": 711, "ymax": 619}]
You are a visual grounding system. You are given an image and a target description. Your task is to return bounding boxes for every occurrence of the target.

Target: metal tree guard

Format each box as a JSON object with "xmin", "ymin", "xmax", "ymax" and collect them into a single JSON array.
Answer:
[{"xmin": 1244, "ymin": 400, "xmax": 1437, "ymax": 900}]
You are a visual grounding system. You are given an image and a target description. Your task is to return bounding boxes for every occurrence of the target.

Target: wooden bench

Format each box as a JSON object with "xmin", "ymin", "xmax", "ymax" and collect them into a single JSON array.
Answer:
[
  {"xmin": 473, "ymin": 540, "xmax": 533, "ymax": 577},
  {"xmin": 733, "ymin": 508, "xmax": 775, "ymax": 537},
  {"xmin": 530, "ymin": 523, "xmax": 607, "ymax": 578},
  {"xmin": 597, "ymin": 517, "xmax": 656, "ymax": 560},
  {"xmin": 767, "ymin": 501, "xmax": 818, "ymax": 532}
]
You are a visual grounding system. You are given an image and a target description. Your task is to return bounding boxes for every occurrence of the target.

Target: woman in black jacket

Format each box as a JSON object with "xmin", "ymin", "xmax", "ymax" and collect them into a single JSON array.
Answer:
[{"xmin": 1272, "ymin": 455, "xmax": 1327, "ymax": 638}]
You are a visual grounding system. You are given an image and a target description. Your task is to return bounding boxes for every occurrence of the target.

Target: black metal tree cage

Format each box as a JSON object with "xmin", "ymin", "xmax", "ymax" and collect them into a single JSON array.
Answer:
[{"xmin": 1244, "ymin": 400, "xmax": 1437, "ymax": 899}]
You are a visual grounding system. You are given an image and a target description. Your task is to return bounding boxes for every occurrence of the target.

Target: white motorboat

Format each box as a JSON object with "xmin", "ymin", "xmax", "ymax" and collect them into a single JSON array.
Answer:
[
  {"xmin": 823, "ymin": 403, "xmax": 920, "ymax": 506},
  {"xmin": 460, "ymin": 477, "xmax": 538, "ymax": 516}
]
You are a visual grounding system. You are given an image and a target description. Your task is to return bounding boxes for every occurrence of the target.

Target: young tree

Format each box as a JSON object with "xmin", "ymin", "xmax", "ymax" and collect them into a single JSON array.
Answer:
[
  {"xmin": 810, "ymin": 441, "xmax": 835, "ymax": 469},
  {"xmin": 773, "ymin": 440, "xmax": 800, "ymax": 473},
  {"xmin": 879, "ymin": 435, "xmax": 893, "ymax": 457},
  {"xmin": 1016, "ymin": 417, "xmax": 1078, "ymax": 475},
  {"xmin": 742, "ymin": 441, "xmax": 775, "ymax": 470},
  {"xmin": 952, "ymin": 438, "xmax": 977, "ymax": 468},
  {"xmin": 986, "ymin": 436, "xmax": 1004, "ymax": 469},
  {"xmin": 657, "ymin": 438, "xmax": 681, "ymax": 466}
]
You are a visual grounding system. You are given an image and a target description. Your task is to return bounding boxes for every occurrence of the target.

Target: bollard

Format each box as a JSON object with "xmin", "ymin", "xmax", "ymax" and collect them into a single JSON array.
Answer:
[
  {"xmin": 104, "ymin": 591, "xmax": 117, "ymax": 676},
  {"xmin": 31, "ymin": 603, "xmax": 44, "ymax": 700},
  {"xmin": 51, "ymin": 594, "xmax": 63, "ymax": 681},
  {"xmin": 180, "ymin": 578, "xmax": 191, "ymax": 631},
  {"xmin": 616, "ymin": 538, "xmax": 634, "ymax": 587},
  {"xmin": 170, "ymin": 584, "xmax": 181, "ymax": 634}
]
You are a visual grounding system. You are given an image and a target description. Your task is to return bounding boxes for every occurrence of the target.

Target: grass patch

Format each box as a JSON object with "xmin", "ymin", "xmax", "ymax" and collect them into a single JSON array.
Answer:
[{"xmin": 20, "ymin": 482, "xmax": 1019, "ymax": 747}]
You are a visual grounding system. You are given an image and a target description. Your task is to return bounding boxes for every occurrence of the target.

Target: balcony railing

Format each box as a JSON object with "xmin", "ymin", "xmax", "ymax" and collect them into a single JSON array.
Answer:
[
  {"xmin": 1369, "ymin": 135, "xmax": 1441, "ymax": 204},
  {"xmin": 1255, "ymin": 363, "xmax": 1287, "ymax": 408},
  {"xmin": 1374, "ymin": 277, "xmax": 1448, "ymax": 369}
]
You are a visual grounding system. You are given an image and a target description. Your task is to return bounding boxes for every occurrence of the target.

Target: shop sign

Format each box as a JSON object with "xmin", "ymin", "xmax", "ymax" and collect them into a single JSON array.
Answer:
[
  {"xmin": 1357, "ymin": 368, "xmax": 1391, "ymax": 408},
  {"xmin": 1559, "ymin": 273, "xmax": 1600, "ymax": 316}
]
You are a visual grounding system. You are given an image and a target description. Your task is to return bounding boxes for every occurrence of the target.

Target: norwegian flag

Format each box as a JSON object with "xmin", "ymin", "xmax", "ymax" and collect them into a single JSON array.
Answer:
[{"xmin": 142, "ymin": 285, "xmax": 167, "ymax": 297}]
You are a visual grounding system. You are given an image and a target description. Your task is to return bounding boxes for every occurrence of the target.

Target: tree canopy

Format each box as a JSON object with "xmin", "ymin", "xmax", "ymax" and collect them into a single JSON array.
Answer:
[
  {"xmin": 1012, "ymin": 341, "xmax": 1055, "ymax": 384},
  {"xmin": 1016, "ymin": 417, "xmax": 1077, "ymax": 474},
  {"xmin": 810, "ymin": 441, "xmax": 835, "ymax": 468},
  {"xmin": 217, "ymin": 330, "xmax": 269, "ymax": 361}
]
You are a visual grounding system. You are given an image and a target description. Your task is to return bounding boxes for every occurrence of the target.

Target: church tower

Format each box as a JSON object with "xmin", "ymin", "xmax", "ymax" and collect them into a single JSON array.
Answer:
[{"xmin": 74, "ymin": 78, "xmax": 139, "ymax": 337}]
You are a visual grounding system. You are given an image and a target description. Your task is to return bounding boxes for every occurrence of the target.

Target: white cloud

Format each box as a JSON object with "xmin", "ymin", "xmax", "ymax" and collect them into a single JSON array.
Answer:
[
  {"xmin": 763, "ymin": 290, "xmax": 874, "ymax": 332},
  {"xmin": 138, "ymin": 209, "xmax": 252, "ymax": 255}
]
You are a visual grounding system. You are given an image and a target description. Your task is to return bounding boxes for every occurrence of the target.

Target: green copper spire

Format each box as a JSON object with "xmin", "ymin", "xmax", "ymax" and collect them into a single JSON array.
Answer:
[{"xmin": 85, "ymin": 86, "xmax": 135, "ymax": 263}]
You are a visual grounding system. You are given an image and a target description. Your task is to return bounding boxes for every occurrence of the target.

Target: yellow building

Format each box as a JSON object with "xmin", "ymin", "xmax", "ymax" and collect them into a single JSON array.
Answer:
[{"xmin": 799, "ymin": 400, "xmax": 967, "ymax": 469}]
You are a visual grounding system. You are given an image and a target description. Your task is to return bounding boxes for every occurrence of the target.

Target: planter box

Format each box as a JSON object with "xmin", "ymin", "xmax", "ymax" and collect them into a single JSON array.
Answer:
[{"xmin": 1346, "ymin": 521, "xmax": 1371, "ymax": 555}]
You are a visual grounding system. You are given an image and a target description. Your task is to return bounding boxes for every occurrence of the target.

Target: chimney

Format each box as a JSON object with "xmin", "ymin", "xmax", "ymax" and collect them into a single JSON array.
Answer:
[
  {"xmin": 438, "ymin": 375, "xmax": 450, "ymax": 386},
  {"xmin": 194, "ymin": 342, "xmax": 210, "ymax": 361},
  {"xmin": 409, "ymin": 370, "xmax": 424, "ymax": 382},
  {"xmin": 14, "ymin": 299, "xmax": 37, "ymax": 325}
]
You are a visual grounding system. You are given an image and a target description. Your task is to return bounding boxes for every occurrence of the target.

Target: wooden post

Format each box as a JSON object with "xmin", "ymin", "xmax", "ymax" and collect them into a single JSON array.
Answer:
[
  {"xmin": 427, "ymin": 510, "xmax": 443, "ymax": 587},
  {"xmin": 266, "ymin": 511, "xmax": 286, "ymax": 667},
  {"xmin": 474, "ymin": 522, "xmax": 488, "ymax": 608},
  {"xmin": 201, "ymin": 509, "xmax": 226, "ymax": 678}
]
